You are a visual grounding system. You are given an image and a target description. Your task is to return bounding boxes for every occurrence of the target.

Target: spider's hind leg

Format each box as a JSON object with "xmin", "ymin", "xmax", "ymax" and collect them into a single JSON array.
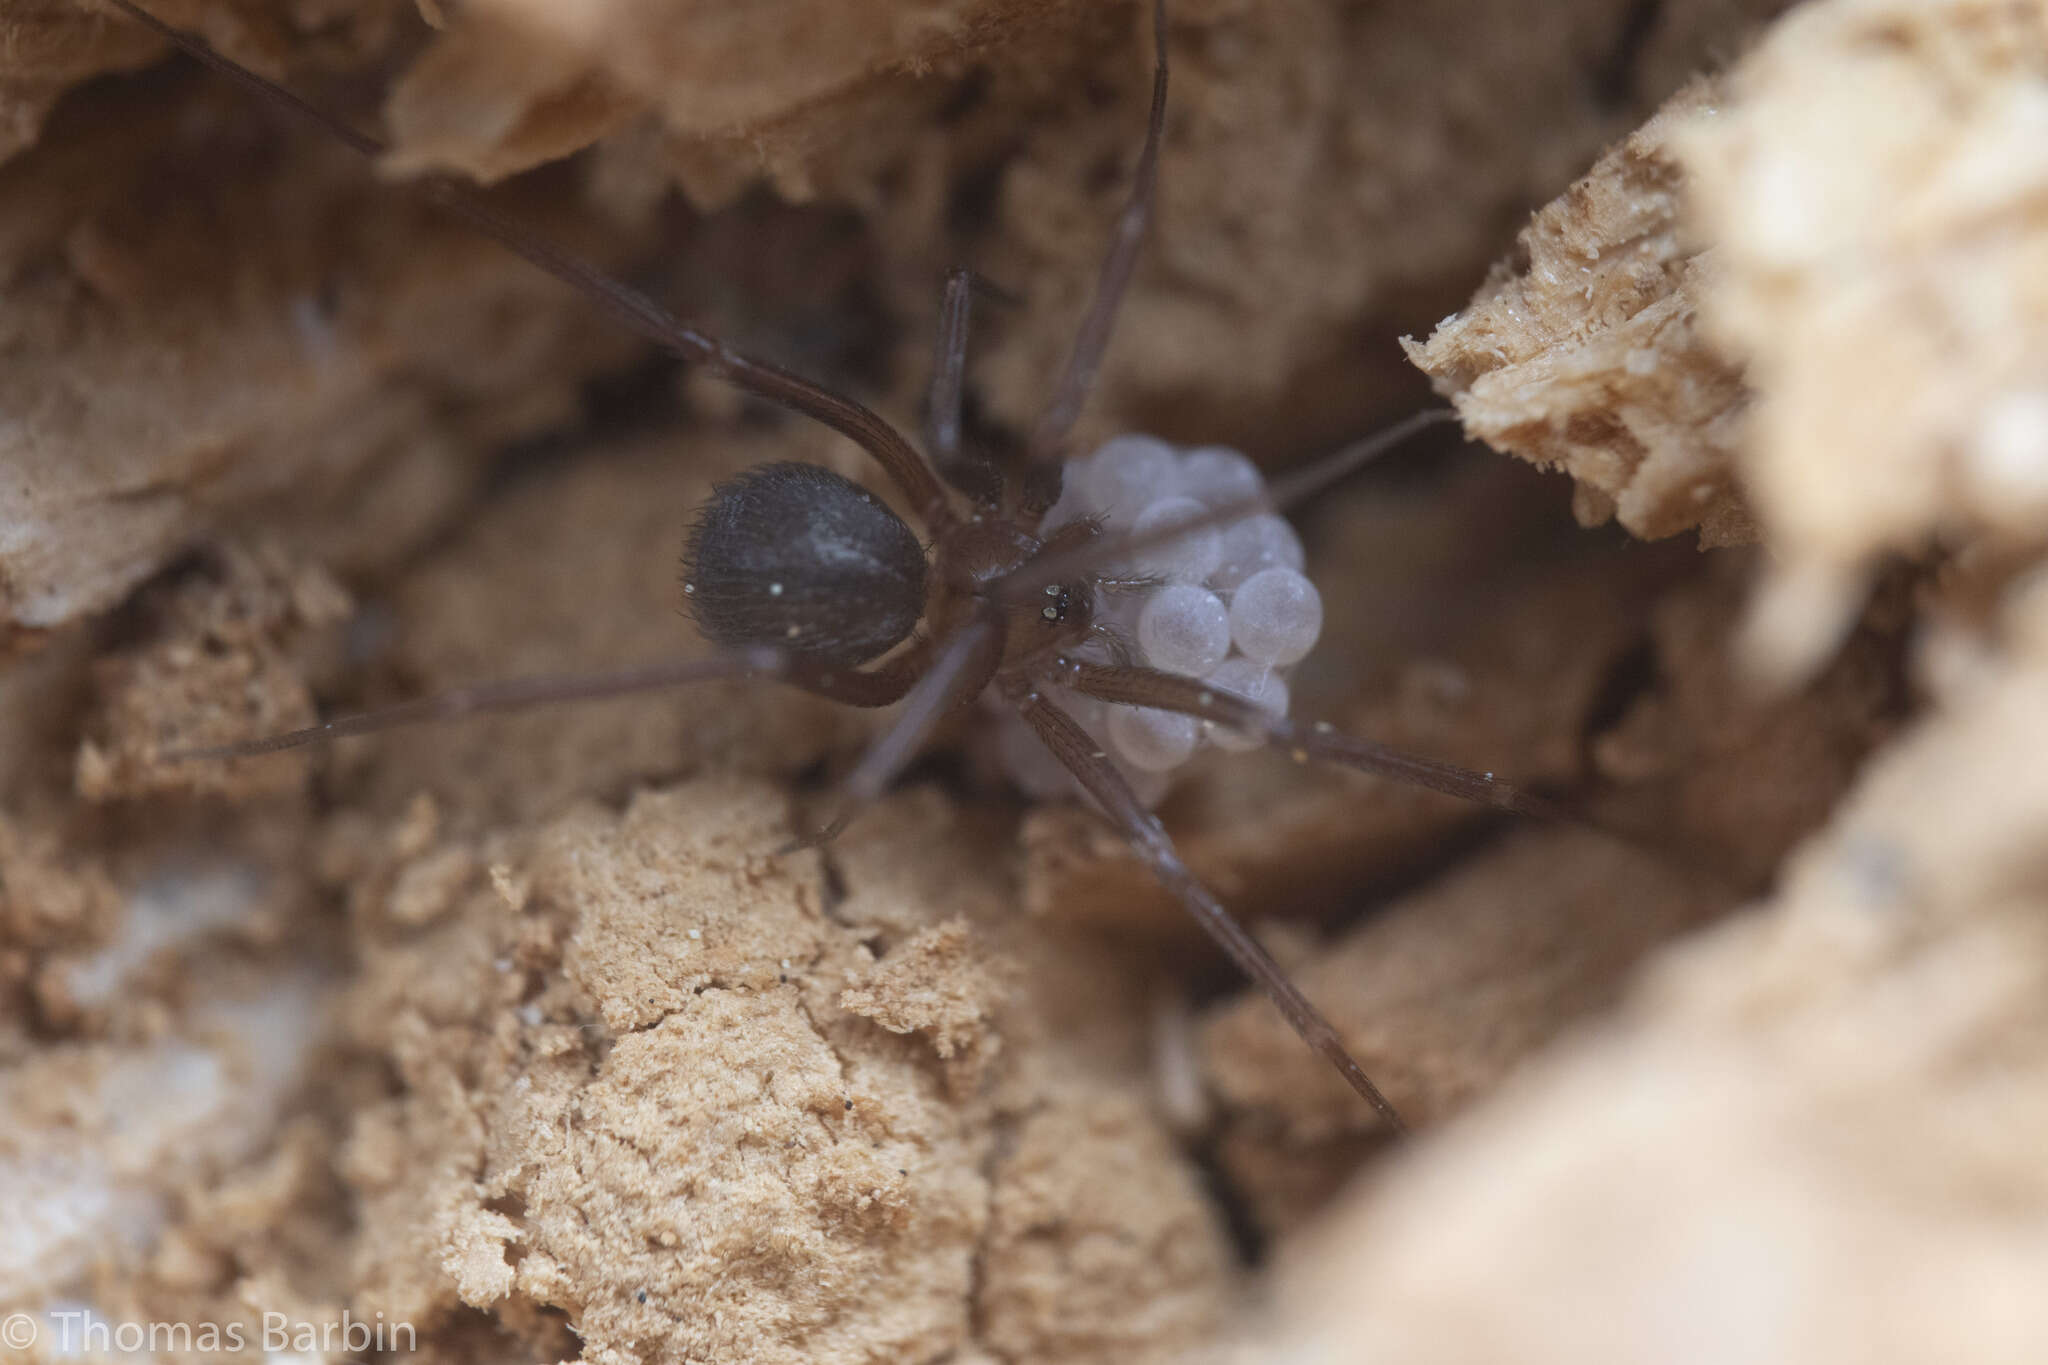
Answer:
[
  {"xmin": 1007, "ymin": 675, "xmax": 1408, "ymax": 1130},
  {"xmin": 1063, "ymin": 661, "xmax": 1565, "ymax": 818},
  {"xmin": 780, "ymin": 619, "xmax": 1004, "ymax": 853}
]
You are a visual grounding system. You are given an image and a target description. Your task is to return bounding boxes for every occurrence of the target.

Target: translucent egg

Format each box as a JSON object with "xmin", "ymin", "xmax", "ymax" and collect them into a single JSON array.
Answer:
[
  {"xmin": 1212, "ymin": 514, "xmax": 1305, "ymax": 590},
  {"xmin": 1179, "ymin": 445, "xmax": 1264, "ymax": 506},
  {"xmin": 1229, "ymin": 567, "xmax": 1322, "ymax": 665},
  {"xmin": 1129, "ymin": 495, "xmax": 1223, "ymax": 583},
  {"xmin": 1202, "ymin": 657, "xmax": 1289, "ymax": 752},
  {"xmin": 1107, "ymin": 705, "xmax": 1201, "ymax": 772},
  {"xmin": 1137, "ymin": 583, "xmax": 1231, "ymax": 675},
  {"xmin": 1083, "ymin": 434, "xmax": 1179, "ymax": 517}
]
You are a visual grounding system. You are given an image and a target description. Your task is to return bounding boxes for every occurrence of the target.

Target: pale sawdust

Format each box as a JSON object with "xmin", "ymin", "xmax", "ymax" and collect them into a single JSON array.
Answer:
[
  {"xmin": 1413, "ymin": 0, "xmax": 2048, "ymax": 687},
  {"xmin": 1405, "ymin": 81, "xmax": 1756, "ymax": 548},
  {"xmin": 324, "ymin": 776, "xmax": 1231, "ymax": 1364},
  {"xmin": 1684, "ymin": 0, "xmax": 2048, "ymax": 683},
  {"xmin": 5, "ymin": 0, "xmax": 2016, "ymax": 1362},
  {"xmin": 839, "ymin": 917, "xmax": 1008, "ymax": 1094},
  {"xmin": 76, "ymin": 539, "xmax": 350, "ymax": 803},
  {"xmin": 1228, "ymin": 2, "xmax": 2048, "ymax": 1359},
  {"xmin": 1246, "ymin": 572, "xmax": 2048, "ymax": 1363}
]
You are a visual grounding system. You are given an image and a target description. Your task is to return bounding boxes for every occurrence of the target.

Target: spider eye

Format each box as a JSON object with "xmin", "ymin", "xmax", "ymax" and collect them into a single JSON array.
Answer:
[{"xmin": 1039, "ymin": 584, "xmax": 1074, "ymax": 624}]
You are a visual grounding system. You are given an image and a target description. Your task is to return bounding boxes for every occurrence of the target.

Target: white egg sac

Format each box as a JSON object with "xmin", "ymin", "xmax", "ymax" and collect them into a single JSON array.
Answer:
[{"xmin": 990, "ymin": 435, "xmax": 1325, "ymax": 806}]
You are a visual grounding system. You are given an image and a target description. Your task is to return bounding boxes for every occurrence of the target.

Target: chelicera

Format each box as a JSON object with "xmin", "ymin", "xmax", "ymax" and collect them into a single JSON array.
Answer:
[{"xmin": 107, "ymin": 0, "xmax": 1561, "ymax": 1132}]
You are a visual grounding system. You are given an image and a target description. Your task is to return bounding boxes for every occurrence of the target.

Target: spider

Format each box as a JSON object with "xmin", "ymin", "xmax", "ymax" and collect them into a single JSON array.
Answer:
[{"xmin": 101, "ymin": 0, "xmax": 1564, "ymax": 1133}]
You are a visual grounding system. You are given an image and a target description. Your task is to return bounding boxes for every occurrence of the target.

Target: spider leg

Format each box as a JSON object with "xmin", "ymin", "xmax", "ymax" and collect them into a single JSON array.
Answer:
[
  {"xmin": 1261, "ymin": 409, "xmax": 1461, "ymax": 514},
  {"xmin": 163, "ymin": 635, "xmax": 959, "ymax": 763},
  {"xmin": 1060, "ymin": 660, "xmax": 1564, "ymax": 818},
  {"xmin": 98, "ymin": 0, "xmax": 957, "ymax": 536},
  {"xmin": 1007, "ymin": 677, "xmax": 1407, "ymax": 1130},
  {"xmin": 926, "ymin": 269, "xmax": 973, "ymax": 468},
  {"xmin": 164, "ymin": 648, "xmax": 789, "ymax": 760},
  {"xmin": 924, "ymin": 268, "xmax": 1005, "ymax": 508},
  {"xmin": 1027, "ymin": 0, "xmax": 1170, "ymax": 462},
  {"xmin": 998, "ymin": 408, "xmax": 1459, "ymax": 605},
  {"xmin": 784, "ymin": 617, "xmax": 1004, "ymax": 851}
]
